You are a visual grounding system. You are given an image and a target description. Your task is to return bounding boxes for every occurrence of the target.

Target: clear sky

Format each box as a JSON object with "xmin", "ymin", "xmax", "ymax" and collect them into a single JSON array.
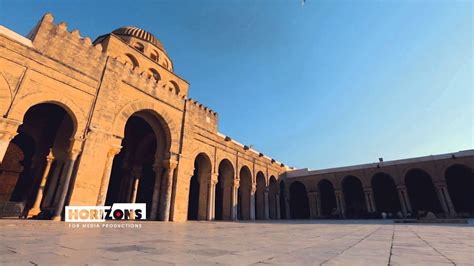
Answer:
[{"xmin": 1, "ymin": 0, "xmax": 472, "ymax": 169}]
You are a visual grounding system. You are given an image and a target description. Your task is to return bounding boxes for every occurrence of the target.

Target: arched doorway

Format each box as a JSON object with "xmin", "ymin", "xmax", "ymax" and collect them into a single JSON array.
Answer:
[
  {"xmin": 105, "ymin": 111, "xmax": 170, "ymax": 219},
  {"xmin": 255, "ymin": 171, "xmax": 266, "ymax": 220},
  {"xmin": 188, "ymin": 153, "xmax": 212, "ymax": 220},
  {"xmin": 268, "ymin": 176, "xmax": 278, "ymax": 219},
  {"xmin": 445, "ymin": 164, "xmax": 474, "ymax": 217},
  {"xmin": 405, "ymin": 169, "xmax": 441, "ymax": 215},
  {"xmin": 0, "ymin": 103, "xmax": 76, "ymax": 219},
  {"xmin": 289, "ymin": 181, "xmax": 309, "ymax": 219},
  {"xmin": 342, "ymin": 176, "xmax": 367, "ymax": 219},
  {"xmin": 238, "ymin": 166, "xmax": 252, "ymax": 220},
  {"xmin": 318, "ymin": 179, "xmax": 337, "ymax": 217},
  {"xmin": 279, "ymin": 181, "xmax": 287, "ymax": 219},
  {"xmin": 215, "ymin": 159, "xmax": 234, "ymax": 220},
  {"xmin": 372, "ymin": 173, "xmax": 401, "ymax": 215}
]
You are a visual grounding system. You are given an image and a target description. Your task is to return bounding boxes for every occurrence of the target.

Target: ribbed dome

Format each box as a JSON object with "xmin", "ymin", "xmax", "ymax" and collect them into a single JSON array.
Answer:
[{"xmin": 112, "ymin": 26, "xmax": 164, "ymax": 50}]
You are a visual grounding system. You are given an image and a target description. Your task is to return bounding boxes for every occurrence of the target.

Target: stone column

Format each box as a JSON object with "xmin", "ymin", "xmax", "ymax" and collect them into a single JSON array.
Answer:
[
  {"xmin": 158, "ymin": 159, "xmax": 178, "ymax": 222},
  {"xmin": 52, "ymin": 148, "xmax": 81, "ymax": 221},
  {"xmin": 250, "ymin": 184, "xmax": 257, "ymax": 220},
  {"xmin": 28, "ymin": 149, "xmax": 54, "ymax": 217},
  {"xmin": 284, "ymin": 194, "xmax": 291, "ymax": 219},
  {"xmin": 307, "ymin": 191, "xmax": 319, "ymax": 219},
  {"xmin": 363, "ymin": 187, "xmax": 376, "ymax": 213},
  {"xmin": 434, "ymin": 181, "xmax": 456, "ymax": 217},
  {"xmin": 275, "ymin": 194, "xmax": 281, "ymax": 219},
  {"xmin": 264, "ymin": 188, "xmax": 270, "ymax": 220},
  {"xmin": 149, "ymin": 163, "xmax": 164, "ymax": 220},
  {"xmin": 0, "ymin": 118, "xmax": 21, "ymax": 164},
  {"xmin": 231, "ymin": 179, "xmax": 239, "ymax": 221},
  {"xmin": 316, "ymin": 191, "xmax": 322, "ymax": 217},
  {"xmin": 396, "ymin": 185, "xmax": 411, "ymax": 216},
  {"xmin": 130, "ymin": 166, "xmax": 142, "ymax": 204},
  {"xmin": 207, "ymin": 174, "xmax": 218, "ymax": 221},
  {"xmin": 42, "ymin": 160, "xmax": 63, "ymax": 208},
  {"xmin": 335, "ymin": 189, "xmax": 346, "ymax": 219},
  {"xmin": 96, "ymin": 147, "xmax": 121, "ymax": 206}
]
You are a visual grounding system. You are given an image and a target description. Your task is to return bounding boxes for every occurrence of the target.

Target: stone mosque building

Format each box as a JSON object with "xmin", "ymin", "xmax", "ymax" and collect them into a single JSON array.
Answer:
[{"xmin": 0, "ymin": 14, "xmax": 473, "ymax": 221}]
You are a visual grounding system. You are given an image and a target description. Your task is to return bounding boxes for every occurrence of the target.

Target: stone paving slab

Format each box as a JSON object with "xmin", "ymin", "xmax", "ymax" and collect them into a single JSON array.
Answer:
[{"xmin": 0, "ymin": 219, "xmax": 472, "ymax": 265}]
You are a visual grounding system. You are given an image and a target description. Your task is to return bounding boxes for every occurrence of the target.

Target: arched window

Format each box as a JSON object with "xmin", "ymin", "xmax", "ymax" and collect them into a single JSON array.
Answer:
[
  {"xmin": 163, "ymin": 59, "xmax": 169, "ymax": 69},
  {"xmin": 124, "ymin": 54, "xmax": 139, "ymax": 69},
  {"xmin": 146, "ymin": 68, "xmax": 161, "ymax": 81},
  {"xmin": 150, "ymin": 50, "xmax": 159, "ymax": 62},
  {"xmin": 169, "ymin": 80, "xmax": 180, "ymax": 95},
  {"xmin": 133, "ymin": 42, "xmax": 144, "ymax": 53}
]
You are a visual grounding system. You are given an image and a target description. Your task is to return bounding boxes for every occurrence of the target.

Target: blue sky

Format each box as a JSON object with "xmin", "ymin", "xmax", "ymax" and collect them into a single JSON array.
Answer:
[{"xmin": 1, "ymin": 0, "xmax": 472, "ymax": 169}]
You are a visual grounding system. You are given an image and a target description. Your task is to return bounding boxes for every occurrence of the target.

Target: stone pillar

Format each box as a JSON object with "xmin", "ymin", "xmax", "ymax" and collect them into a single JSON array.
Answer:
[
  {"xmin": 397, "ymin": 185, "xmax": 411, "ymax": 216},
  {"xmin": 150, "ymin": 163, "xmax": 164, "ymax": 220},
  {"xmin": 363, "ymin": 187, "xmax": 376, "ymax": 213},
  {"xmin": 28, "ymin": 149, "xmax": 54, "ymax": 217},
  {"xmin": 231, "ymin": 179, "xmax": 239, "ymax": 221},
  {"xmin": 96, "ymin": 147, "xmax": 121, "ymax": 206},
  {"xmin": 52, "ymin": 148, "xmax": 81, "ymax": 221},
  {"xmin": 0, "ymin": 118, "xmax": 21, "ymax": 164},
  {"xmin": 308, "ymin": 191, "xmax": 319, "ymax": 219},
  {"xmin": 250, "ymin": 184, "xmax": 256, "ymax": 220},
  {"xmin": 284, "ymin": 194, "xmax": 291, "ymax": 219},
  {"xmin": 335, "ymin": 189, "xmax": 346, "ymax": 218},
  {"xmin": 158, "ymin": 159, "xmax": 178, "ymax": 222},
  {"xmin": 130, "ymin": 167, "xmax": 142, "ymax": 204},
  {"xmin": 434, "ymin": 181, "xmax": 456, "ymax": 217},
  {"xmin": 42, "ymin": 160, "xmax": 63, "ymax": 208},
  {"xmin": 207, "ymin": 174, "xmax": 218, "ymax": 221},
  {"xmin": 316, "ymin": 191, "xmax": 322, "ymax": 217},
  {"xmin": 275, "ymin": 194, "xmax": 281, "ymax": 219},
  {"xmin": 264, "ymin": 188, "xmax": 270, "ymax": 220}
]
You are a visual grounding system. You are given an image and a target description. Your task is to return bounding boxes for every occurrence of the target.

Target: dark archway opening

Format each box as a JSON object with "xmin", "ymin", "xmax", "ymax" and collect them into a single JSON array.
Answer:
[
  {"xmin": 405, "ymin": 169, "xmax": 441, "ymax": 215},
  {"xmin": 187, "ymin": 153, "xmax": 211, "ymax": 221},
  {"xmin": 318, "ymin": 179, "xmax": 337, "ymax": 217},
  {"xmin": 372, "ymin": 173, "xmax": 401, "ymax": 215},
  {"xmin": 342, "ymin": 176, "xmax": 367, "ymax": 219},
  {"xmin": 289, "ymin": 181, "xmax": 309, "ymax": 219},
  {"xmin": 238, "ymin": 166, "xmax": 252, "ymax": 220},
  {"xmin": 255, "ymin": 172, "xmax": 266, "ymax": 220},
  {"xmin": 105, "ymin": 113, "xmax": 168, "ymax": 219},
  {"xmin": 0, "ymin": 103, "xmax": 75, "ymax": 219},
  {"xmin": 445, "ymin": 165, "xmax": 474, "ymax": 217},
  {"xmin": 268, "ymin": 176, "xmax": 278, "ymax": 219},
  {"xmin": 215, "ymin": 159, "xmax": 234, "ymax": 221}
]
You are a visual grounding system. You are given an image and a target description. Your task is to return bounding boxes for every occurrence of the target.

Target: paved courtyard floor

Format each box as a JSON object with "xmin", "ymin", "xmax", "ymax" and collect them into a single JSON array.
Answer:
[{"xmin": 0, "ymin": 219, "xmax": 473, "ymax": 265}]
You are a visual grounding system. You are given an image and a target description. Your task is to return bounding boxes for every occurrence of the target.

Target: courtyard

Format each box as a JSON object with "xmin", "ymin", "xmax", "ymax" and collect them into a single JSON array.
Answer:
[{"xmin": 0, "ymin": 220, "xmax": 472, "ymax": 265}]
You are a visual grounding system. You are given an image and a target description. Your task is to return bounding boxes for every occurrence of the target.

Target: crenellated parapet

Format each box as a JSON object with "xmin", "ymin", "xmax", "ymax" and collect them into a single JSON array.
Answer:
[
  {"xmin": 27, "ymin": 13, "xmax": 107, "ymax": 81},
  {"xmin": 187, "ymin": 98, "xmax": 218, "ymax": 132}
]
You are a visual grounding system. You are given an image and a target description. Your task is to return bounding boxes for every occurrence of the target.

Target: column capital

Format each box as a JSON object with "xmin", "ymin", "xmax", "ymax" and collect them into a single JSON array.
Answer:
[
  {"xmin": 308, "ymin": 191, "xmax": 319, "ymax": 196},
  {"xmin": 396, "ymin": 184, "xmax": 407, "ymax": 190},
  {"xmin": 162, "ymin": 159, "xmax": 178, "ymax": 170},
  {"xmin": 131, "ymin": 166, "xmax": 142, "ymax": 177},
  {"xmin": 363, "ymin": 187, "xmax": 373, "ymax": 193},
  {"xmin": 251, "ymin": 184, "xmax": 257, "ymax": 193},
  {"xmin": 210, "ymin": 173, "xmax": 219, "ymax": 183},
  {"xmin": 46, "ymin": 149, "xmax": 55, "ymax": 162},
  {"xmin": 107, "ymin": 146, "xmax": 122, "ymax": 157},
  {"xmin": 334, "ymin": 189, "xmax": 343, "ymax": 196},
  {"xmin": 0, "ymin": 118, "xmax": 21, "ymax": 141},
  {"xmin": 233, "ymin": 179, "xmax": 240, "ymax": 188},
  {"xmin": 433, "ymin": 181, "xmax": 447, "ymax": 188}
]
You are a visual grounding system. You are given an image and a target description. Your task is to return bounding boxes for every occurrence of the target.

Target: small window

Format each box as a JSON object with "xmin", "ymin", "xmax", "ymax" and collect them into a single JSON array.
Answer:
[
  {"xmin": 163, "ymin": 59, "xmax": 169, "ymax": 69},
  {"xmin": 150, "ymin": 50, "xmax": 159, "ymax": 62},
  {"xmin": 124, "ymin": 54, "xmax": 139, "ymax": 69},
  {"xmin": 134, "ymin": 42, "xmax": 144, "ymax": 53},
  {"xmin": 146, "ymin": 68, "xmax": 161, "ymax": 81}
]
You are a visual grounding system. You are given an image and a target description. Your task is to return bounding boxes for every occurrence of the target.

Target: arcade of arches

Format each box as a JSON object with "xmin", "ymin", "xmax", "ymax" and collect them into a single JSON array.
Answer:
[{"xmin": 0, "ymin": 14, "xmax": 473, "ymax": 222}]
